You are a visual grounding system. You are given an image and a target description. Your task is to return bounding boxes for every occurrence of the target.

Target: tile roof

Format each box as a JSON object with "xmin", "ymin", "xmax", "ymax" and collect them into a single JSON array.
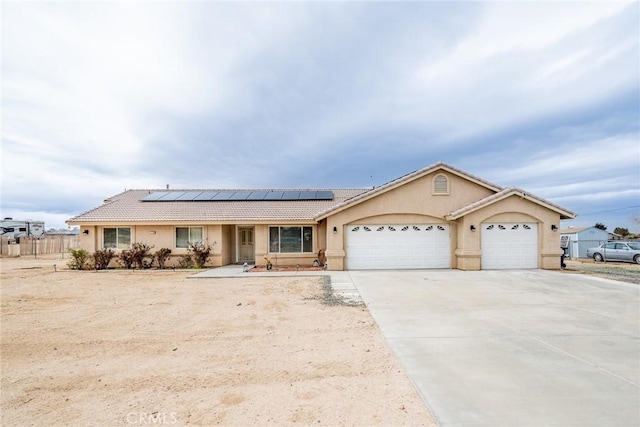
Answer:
[
  {"xmin": 67, "ymin": 162, "xmax": 577, "ymax": 224},
  {"xmin": 314, "ymin": 161, "xmax": 503, "ymax": 219},
  {"xmin": 68, "ymin": 188, "xmax": 369, "ymax": 223},
  {"xmin": 558, "ymin": 226, "xmax": 600, "ymax": 234},
  {"xmin": 446, "ymin": 187, "xmax": 577, "ymax": 220}
]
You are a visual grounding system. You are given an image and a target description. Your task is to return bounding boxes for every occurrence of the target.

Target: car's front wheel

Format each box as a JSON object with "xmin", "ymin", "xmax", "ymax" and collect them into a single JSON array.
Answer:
[{"xmin": 593, "ymin": 253, "xmax": 604, "ymax": 262}]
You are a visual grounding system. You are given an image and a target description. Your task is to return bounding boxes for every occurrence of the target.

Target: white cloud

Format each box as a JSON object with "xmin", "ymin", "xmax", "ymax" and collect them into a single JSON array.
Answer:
[
  {"xmin": 406, "ymin": 1, "xmax": 636, "ymax": 141},
  {"xmin": 498, "ymin": 134, "xmax": 638, "ymax": 181}
]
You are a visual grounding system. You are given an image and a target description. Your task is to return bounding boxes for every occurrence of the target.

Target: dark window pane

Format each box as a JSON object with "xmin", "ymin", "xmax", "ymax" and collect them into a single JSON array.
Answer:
[
  {"xmin": 176, "ymin": 227, "xmax": 189, "ymax": 248},
  {"xmin": 303, "ymin": 226, "xmax": 313, "ymax": 252},
  {"xmin": 280, "ymin": 227, "xmax": 301, "ymax": 253},
  {"xmin": 269, "ymin": 227, "xmax": 280, "ymax": 252},
  {"xmin": 117, "ymin": 228, "xmax": 131, "ymax": 249},
  {"xmin": 104, "ymin": 228, "xmax": 116, "ymax": 248},
  {"xmin": 190, "ymin": 227, "xmax": 203, "ymax": 243}
]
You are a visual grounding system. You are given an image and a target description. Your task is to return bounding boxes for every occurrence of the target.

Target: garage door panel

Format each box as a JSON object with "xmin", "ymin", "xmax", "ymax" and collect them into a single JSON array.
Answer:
[
  {"xmin": 346, "ymin": 224, "xmax": 451, "ymax": 270},
  {"xmin": 482, "ymin": 223, "xmax": 538, "ymax": 269}
]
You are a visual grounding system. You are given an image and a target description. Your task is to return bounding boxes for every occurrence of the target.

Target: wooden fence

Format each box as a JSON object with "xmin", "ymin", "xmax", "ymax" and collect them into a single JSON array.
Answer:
[{"xmin": 0, "ymin": 235, "xmax": 79, "ymax": 257}]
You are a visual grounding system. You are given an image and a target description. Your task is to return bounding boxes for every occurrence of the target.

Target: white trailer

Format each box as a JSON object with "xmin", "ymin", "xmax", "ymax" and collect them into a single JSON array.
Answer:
[{"xmin": 0, "ymin": 218, "xmax": 45, "ymax": 239}]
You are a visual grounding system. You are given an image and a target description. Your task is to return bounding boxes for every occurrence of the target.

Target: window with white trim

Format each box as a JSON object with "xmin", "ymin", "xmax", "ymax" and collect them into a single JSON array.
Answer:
[
  {"xmin": 433, "ymin": 174, "xmax": 449, "ymax": 194},
  {"xmin": 269, "ymin": 226, "xmax": 313, "ymax": 253},
  {"xmin": 176, "ymin": 226, "xmax": 203, "ymax": 248},
  {"xmin": 103, "ymin": 227, "xmax": 131, "ymax": 249}
]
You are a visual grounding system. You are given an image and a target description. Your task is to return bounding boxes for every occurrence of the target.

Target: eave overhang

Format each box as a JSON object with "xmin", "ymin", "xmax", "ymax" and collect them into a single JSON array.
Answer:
[{"xmin": 445, "ymin": 187, "xmax": 577, "ymax": 221}]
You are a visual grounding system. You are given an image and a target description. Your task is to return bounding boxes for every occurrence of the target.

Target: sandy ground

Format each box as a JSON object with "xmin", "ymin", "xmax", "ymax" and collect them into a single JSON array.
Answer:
[{"xmin": 1, "ymin": 255, "xmax": 436, "ymax": 426}]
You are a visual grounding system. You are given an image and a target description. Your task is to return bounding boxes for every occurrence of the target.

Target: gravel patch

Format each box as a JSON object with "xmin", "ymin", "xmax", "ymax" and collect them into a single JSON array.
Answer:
[{"xmin": 564, "ymin": 260, "xmax": 640, "ymax": 285}]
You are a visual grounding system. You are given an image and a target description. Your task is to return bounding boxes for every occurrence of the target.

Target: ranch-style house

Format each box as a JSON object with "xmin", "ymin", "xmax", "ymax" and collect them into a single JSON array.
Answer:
[{"xmin": 67, "ymin": 162, "xmax": 576, "ymax": 270}]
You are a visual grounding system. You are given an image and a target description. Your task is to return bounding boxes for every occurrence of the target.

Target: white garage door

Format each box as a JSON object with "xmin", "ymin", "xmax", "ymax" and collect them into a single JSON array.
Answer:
[
  {"xmin": 481, "ymin": 223, "xmax": 538, "ymax": 269},
  {"xmin": 346, "ymin": 224, "xmax": 451, "ymax": 270}
]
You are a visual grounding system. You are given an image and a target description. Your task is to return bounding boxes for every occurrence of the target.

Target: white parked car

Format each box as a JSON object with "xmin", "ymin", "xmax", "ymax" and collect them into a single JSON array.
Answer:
[{"xmin": 586, "ymin": 242, "xmax": 640, "ymax": 264}]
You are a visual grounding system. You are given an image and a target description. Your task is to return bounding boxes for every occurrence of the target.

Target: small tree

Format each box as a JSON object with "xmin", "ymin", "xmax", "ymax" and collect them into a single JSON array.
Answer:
[
  {"xmin": 118, "ymin": 249, "xmax": 135, "ymax": 269},
  {"xmin": 613, "ymin": 227, "xmax": 629, "ymax": 237},
  {"xmin": 131, "ymin": 242, "xmax": 154, "ymax": 269},
  {"xmin": 594, "ymin": 223, "xmax": 607, "ymax": 231},
  {"xmin": 67, "ymin": 248, "xmax": 90, "ymax": 270},
  {"xmin": 154, "ymin": 248, "xmax": 172, "ymax": 269},
  {"xmin": 93, "ymin": 249, "xmax": 115, "ymax": 270},
  {"xmin": 188, "ymin": 242, "xmax": 213, "ymax": 268},
  {"xmin": 118, "ymin": 243, "xmax": 154, "ymax": 269}
]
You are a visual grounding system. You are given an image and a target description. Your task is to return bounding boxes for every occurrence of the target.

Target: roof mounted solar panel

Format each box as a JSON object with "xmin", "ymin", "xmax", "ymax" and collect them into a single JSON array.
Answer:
[
  {"xmin": 265, "ymin": 191, "xmax": 284, "ymax": 200},
  {"xmin": 228, "ymin": 191, "xmax": 251, "ymax": 200},
  {"xmin": 298, "ymin": 191, "xmax": 316, "ymax": 200},
  {"xmin": 140, "ymin": 191, "xmax": 171, "ymax": 201},
  {"xmin": 162, "ymin": 192, "xmax": 186, "ymax": 201},
  {"xmin": 176, "ymin": 191, "xmax": 202, "ymax": 201},
  {"xmin": 246, "ymin": 191, "xmax": 268, "ymax": 200},
  {"xmin": 141, "ymin": 189, "xmax": 335, "ymax": 202},
  {"xmin": 194, "ymin": 191, "xmax": 219, "ymax": 200},
  {"xmin": 212, "ymin": 191, "xmax": 233, "ymax": 200},
  {"xmin": 315, "ymin": 191, "xmax": 334, "ymax": 200},
  {"xmin": 281, "ymin": 191, "xmax": 300, "ymax": 200}
]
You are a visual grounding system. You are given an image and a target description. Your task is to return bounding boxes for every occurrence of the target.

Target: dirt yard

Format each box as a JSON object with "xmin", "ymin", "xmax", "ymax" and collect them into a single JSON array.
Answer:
[
  {"xmin": 1, "ymin": 255, "xmax": 435, "ymax": 426},
  {"xmin": 564, "ymin": 259, "xmax": 640, "ymax": 284}
]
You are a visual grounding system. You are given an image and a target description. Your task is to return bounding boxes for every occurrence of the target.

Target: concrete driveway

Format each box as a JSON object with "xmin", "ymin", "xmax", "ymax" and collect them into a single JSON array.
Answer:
[{"xmin": 349, "ymin": 269, "xmax": 640, "ymax": 427}]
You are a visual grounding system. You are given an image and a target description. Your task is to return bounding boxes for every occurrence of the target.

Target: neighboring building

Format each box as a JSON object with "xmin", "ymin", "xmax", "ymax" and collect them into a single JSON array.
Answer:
[
  {"xmin": 0, "ymin": 218, "xmax": 45, "ymax": 239},
  {"xmin": 67, "ymin": 162, "xmax": 576, "ymax": 270},
  {"xmin": 559, "ymin": 226, "xmax": 609, "ymax": 259},
  {"xmin": 45, "ymin": 228, "xmax": 80, "ymax": 236},
  {"xmin": 607, "ymin": 232, "xmax": 623, "ymax": 241}
]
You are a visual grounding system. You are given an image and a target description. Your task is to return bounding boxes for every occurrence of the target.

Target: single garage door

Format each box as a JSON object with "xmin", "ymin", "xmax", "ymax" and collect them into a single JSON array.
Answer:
[
  {"xmin": 346, "ymin": 224, "xmax": 451, "ymax": 270},
  {"xmin": 481, "ymin": 223, "xmax": 538, "ymax": 269}
]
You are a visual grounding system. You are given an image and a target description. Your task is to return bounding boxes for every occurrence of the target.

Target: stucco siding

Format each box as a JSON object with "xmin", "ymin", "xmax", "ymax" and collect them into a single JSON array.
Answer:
[
  {"xmin": 454, "ymin": 195, "xmax": 562, "ymax": 270},
  {"xmin": 323, "ymin": 172, "xmax": 494, "ymax": 270},
  {"xmin": 220, "ymin": 225, "xmax": 233, "ymax": 265}
]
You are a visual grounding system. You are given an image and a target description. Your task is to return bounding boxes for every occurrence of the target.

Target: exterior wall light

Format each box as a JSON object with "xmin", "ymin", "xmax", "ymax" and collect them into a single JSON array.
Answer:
[
  {"xmin": 551, "ymin": 225, "xmax": 558, "ymax": 231},
  {"xmin": 333, "ymin": 226, "xmax": 338, "ymax": 234},
  {"xmin": 82, "ymin": 230, "xmax": 89, "ymax": 235},
  {"xmin": 470, "ymin": 225, "xmax": 476, "ymax": 232}
]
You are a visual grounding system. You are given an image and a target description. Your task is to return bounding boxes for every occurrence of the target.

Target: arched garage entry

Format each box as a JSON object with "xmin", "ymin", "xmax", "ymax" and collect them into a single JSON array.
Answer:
[
  {"xmin": 481, "ymin": 222, "xmax": 538, "ymax": 269},
  {"xmin": 345, "ymin": 223, "xmax": 451, "ymax": 270}
]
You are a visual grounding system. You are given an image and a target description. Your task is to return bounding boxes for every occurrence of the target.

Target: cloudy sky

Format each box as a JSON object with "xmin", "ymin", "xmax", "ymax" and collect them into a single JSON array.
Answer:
[{"xmin": 2, "ymin": 1, "xmax": 639, "ymax": 231}]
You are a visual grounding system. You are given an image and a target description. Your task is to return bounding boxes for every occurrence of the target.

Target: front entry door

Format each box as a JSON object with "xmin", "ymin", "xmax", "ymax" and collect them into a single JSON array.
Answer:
[{"xmin": 238, "ymin": 227, "xmax": 254, "ymax": 263}]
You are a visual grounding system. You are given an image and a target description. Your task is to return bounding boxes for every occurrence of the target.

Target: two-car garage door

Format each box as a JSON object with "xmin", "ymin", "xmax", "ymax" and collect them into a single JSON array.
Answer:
[{"xmin": 346, "ymin": 224, "xmax": 450, "ymax": 270}]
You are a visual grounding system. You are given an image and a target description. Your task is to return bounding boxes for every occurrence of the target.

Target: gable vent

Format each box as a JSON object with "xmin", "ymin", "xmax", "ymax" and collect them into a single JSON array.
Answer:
[{"xmin": 433, "ymin": 174, "xmax": 449, "ymax": 194}]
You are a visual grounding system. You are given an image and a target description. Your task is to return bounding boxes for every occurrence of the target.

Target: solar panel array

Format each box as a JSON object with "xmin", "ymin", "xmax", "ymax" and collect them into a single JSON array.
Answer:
[{"xmin": 140, "ymin": 190, "xmax": 334, "ymax": 202}]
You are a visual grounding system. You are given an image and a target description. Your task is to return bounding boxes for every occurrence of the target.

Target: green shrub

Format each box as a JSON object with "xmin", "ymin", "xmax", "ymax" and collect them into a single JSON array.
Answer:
[
  {"xmin": 68, "ymin": 248, "xmax": 90, "ymax": 270},
  {"xmin": 154, "ymin": 248, "xmax": 172, "ymax": 269},
  {"xmin": 92, "ymin": 249, "xmax": 115, "ymax": 270}
]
